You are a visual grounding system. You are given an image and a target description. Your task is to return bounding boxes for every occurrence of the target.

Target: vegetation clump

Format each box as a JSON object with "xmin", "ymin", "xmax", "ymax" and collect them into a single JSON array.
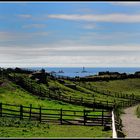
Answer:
[{"xmin": 136, "ymin": 105, "xmax": 140, "ymax": 118}]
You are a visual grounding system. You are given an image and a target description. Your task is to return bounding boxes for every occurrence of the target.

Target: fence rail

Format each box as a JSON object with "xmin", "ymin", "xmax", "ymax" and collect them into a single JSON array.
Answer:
[
  {"xmin": 8, "ymin": 75, "xmax": 140, "ymax": 110},
  {"xmin": 7, "ymin": 74, "xmax": 139, "ymax": 111},
  {"xmin": 0, "ymin": 102, "xmax": 112, "ymax": 126},
  {"xmin": 77, "ymin": 82, "xmax": 140, "ymax": 102},
  {"xmin": 7, "ymin": 74, "xmax": 115, "ymax": 110}
]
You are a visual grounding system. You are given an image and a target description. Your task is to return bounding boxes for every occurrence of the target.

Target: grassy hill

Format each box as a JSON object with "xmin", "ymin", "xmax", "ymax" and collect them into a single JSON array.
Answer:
[
  {"xmin": 8, "ymin": 73, "xmax": 135, "ymax": 109},
  {"xmin": 0, "ymin": 78, "xmax": 87, "ymax": 110},
  {"xmin": 0, "ymin": 76, "xmax": 112, "ymax": 138},
  {"xmin": 1, "ymin": 69, "xmax": 140, "ymax": 138},
  {"xmin": 89, "ymin": 78, "xmax": 140, "ymax": 96}
]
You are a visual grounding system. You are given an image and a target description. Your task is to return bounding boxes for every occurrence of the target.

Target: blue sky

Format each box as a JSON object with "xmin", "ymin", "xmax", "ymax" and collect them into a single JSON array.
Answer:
[{"xmin": 1, "ymin": 2, "xmax": 140, "ymax": 67}]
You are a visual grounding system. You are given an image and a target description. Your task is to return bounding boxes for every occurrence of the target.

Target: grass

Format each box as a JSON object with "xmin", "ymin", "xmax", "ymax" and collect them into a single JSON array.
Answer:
[
  {"xmin": 0, "ymin": 118, "xmax": 112, "ymax": 138},
  {"xmin": 7, "ymin": 73, "xmax": 137, "ymax": 108},
  {"xmin": 89, "ymin": 78, "xmax": 140, "ymax": 96},
  {"xmin": 73, "ymin": 79, "xmax": 140, "ymax": 105},
  {"xmin": 2, "ymin": 72, "xmax": 140, "ymax": 138},
  {"xmin": 8, "ymin": 73, "xmax": 133, "ymax": 108},
  {"xmin": 9, "ymin": 73, "xmax": 115, "ymax": 106},
  {"xmin": 0, "ymin": 78, "xmax": 88, "ymax": 110},
  {"xmin": 48, "ymin": 79, "xmax": 122, "ymax": 103},
  {"xmin": 0, "ymin": 125, "xmax": 112, "ymax": 138},
  {"xmin": 136, "ymin": 105, "xmax": 140, "ymax": 118},
  {"xmin": 0, "ymin": 78, "xmax": 112, "ymax": 138},
  {"xmin": 0, "ymin": 78, "xmax": 105, "ymax": 119},
  {"xmin": 1, "ymin": 72, "xmax": 140, "ymax": 138}
]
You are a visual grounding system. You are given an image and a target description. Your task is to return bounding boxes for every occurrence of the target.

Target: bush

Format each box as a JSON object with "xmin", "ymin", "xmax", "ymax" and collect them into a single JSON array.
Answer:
[
  {"xmin": 136, "ymin": 105, "xmax": 140, "ymax": 118},
  {"xmin": 0, "ymin": 117, "xmax": 49, "ymax": 128}
]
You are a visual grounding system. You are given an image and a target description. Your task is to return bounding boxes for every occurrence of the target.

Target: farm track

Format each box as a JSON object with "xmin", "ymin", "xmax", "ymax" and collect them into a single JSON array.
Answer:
[{"xmin": 121, "ymin": 105, "xmax": 140, "ymax": 138}]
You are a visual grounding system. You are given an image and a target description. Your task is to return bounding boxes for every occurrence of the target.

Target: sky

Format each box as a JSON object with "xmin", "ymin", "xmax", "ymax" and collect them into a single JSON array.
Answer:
[{"xmin": 1, "ymin": 1, "xmax": 140, "ymax": 67}]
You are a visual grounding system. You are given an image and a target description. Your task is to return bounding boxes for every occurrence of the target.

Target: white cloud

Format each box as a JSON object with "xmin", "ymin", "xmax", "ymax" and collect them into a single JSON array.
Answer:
[
  {"xmin": 48, "ymin": 13, "xmax": 140, "ymax": 23},
  {"xmin": 79, "ymin": 32, "xmax": 140, "ymax": 42},
  {"xmin": 0, "ymin": 32, "xmax": 14, "ymax": 41},
  {"xmin": 17, "ymin": 14, "xmax": 32, "ymax": 19},
  {"xmin": 1, "ymin": 55, "xmax": 140, "ymax": 68},
  {"xmin": 22, "ymin": 24, "xmax": 46, "ymax": 29},
  {"xmin": 1, "ymin": 43, "xmax": 140, "ymax": 53},
  {"xmin": 111, "ymin": 2, "xmax": 140, "ymax": 6},
  {"xmin": 49, "ymin": 45, "xmax": 140, "ymax": 52},
  {"xmin": 0, "ymin": 31, "xmax": 49, "ymax": 42},
  {"xmin": 82, "ymin": 24, "xmax": 97, "ymax": 29},
  {"xmin": 1, "ymin": 43, "xmax": 140, "ymax": 67}
]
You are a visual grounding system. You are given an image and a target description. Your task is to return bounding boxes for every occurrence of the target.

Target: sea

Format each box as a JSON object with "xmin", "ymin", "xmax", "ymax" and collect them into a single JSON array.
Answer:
[{"xmin": 25, "ymin": 67, "xmax": 140, "ymax": 78}]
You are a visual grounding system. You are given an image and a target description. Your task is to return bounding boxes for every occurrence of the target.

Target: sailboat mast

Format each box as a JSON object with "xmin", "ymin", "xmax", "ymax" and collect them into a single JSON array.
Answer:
[{"xmin": 83, "ymin": 67, "xmax": 85, "ymax": 71}]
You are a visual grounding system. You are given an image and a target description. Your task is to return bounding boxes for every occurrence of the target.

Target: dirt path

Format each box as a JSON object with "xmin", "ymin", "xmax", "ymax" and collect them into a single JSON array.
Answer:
[{"xmin": 121, "ymin": 105, "xmax": 140, "ymax": 138}]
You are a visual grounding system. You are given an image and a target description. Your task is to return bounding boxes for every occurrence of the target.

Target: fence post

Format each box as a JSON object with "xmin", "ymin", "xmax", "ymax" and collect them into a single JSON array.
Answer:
[
  {"xmin": 28, "ymin": 81, "xmax": 32, "ymax": 92},
  {"xmin": 114, "ymin": 99, "xmax": 116, "ymax": 105},
  {"xmin": 93, "ymin": 102, "xmax": 94, "ymax": 111},
  {"xmin": 40, "ymin": 86, "xmax": 41, "ymax": 95},
  {"xmin": 133, "ymin": 94, "xmax": 135, "ymax": 100},
  {"xmin": 81, "ymin": 97, "xmax": 83, "ymax": 104},
  {"xmin": 132, "ymin": 93, "xmax": 134, "ymax": 100},
  {"xmin": 130, "ymin": 99, "xmax": 133, "ymax": 106},
  {"xmin": 129, "ymin": 100, "xmax": 131, "ymax": 106},
  {"xmin": 123, "ymin": 101, "xmax": 125, "ymax": 107},
  {"xmin": 39, "ymin": 106, "xmax": 41, "ymax": 122},
  {"xmin": 29, "ymin": 104, "xmax": 32, "ymax": 121},
  {"xmin": 20, "ymin": 105, "xmax": 23, "ymax": 120},
  {"xmin": 127, "ymin": 101, "xmax": 129, "ymax": 107},
  {"xmin": 95, "ymin": 87, "xmax": 97, "ymax": 92},
  {"xmin": 83, "ymin": 109, "xmax": 86, "ymax": 126},
  {"xmin": 59, "ymin": 93, "xmax": 60, "ymax": 100},
  {"xmin": 48, "ymin": 89, "xmax": 50, "ymax": 98},
  {"xmin": 69, "ymin": 96, "xmax": 71, "ymax": 103},
  {"xmin": 31, "ymin": 83, "xmax": 33, "ymax": 91},
  {"xmin": 102, "ymin": 109, "xmax": 104, "ymax": 126},
  {"xmin": 121, "ymin": 101, "xmax": 123, "ymax": 108},
  {"xmin": 14, "ymin": 72, "xmax": 15, "ymax": 81},
  {"xmin": 100, "ymin": 101, "xmax": 101, "ymax": 106},
  {"xmin": 94, "ymin": 98, "xmax": 95, "ymax": 108},
  {"xmin": 60, "ymin": 108, "xmax": 63, "ymax": 125},
  {"xmin": 128, "ymin": 100, "xmax": 130, "ymax": 106},
  {"xmin": 123, "ymin": 93, "xmax": 125, "ymax": 99},
  {"xmin": 0, "ymin": 103, "xmax": 2, "ymax": 117}
]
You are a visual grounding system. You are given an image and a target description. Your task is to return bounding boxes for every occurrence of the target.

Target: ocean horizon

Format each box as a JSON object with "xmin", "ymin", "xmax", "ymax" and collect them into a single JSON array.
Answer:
[{"xmin": 23, "ymin": 67, "xmax": 140, "ymax": 78}]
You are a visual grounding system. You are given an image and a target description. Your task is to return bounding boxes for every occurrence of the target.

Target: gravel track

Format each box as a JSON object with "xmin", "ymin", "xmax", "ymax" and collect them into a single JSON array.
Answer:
[{"xmin": 121, "ymin": 105, "xmax": 140, "ymax": 138}]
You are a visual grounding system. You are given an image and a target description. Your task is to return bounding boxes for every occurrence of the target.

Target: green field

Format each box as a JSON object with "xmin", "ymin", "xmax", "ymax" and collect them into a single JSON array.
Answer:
[
  {"xmin": 0, "ymin": 118, "xmax": 112, "ymax": 138},
  {"xmin": 89, "ymin": 78, "xmax": 140, "ymax": 96},
  {"xmin": 9, "ymin": 73, "xmax": 134, "ymax": 107},
  {"xmin": 0, "ymin": 76, "xmax": 112, "ymax": 138},
  {"xmin": 1, "ymin": 71, "xmax": 140, "ymax": 138},
  {"xmin": 0, "ymin": 78, "xmax": 88, "ymax": 110}
]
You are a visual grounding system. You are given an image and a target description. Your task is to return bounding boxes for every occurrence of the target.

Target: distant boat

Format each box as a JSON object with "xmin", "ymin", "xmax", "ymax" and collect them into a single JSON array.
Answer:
[
  {"xmin": 81, "ymin": 67, "xmax": 87, "ymax": 73},
  {"xmin": 50, "ymin": 71, "xmax": 56, "ymax": 74},
  {"xmin": 58, "ymin": 70, "xmax": 64, "ymax": 73}
]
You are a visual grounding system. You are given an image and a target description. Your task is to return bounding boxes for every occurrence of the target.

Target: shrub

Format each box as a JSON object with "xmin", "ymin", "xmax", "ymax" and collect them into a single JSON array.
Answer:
[{"xmin": 136, "ymin": 105, "xmax": 140, "ymax": 118}]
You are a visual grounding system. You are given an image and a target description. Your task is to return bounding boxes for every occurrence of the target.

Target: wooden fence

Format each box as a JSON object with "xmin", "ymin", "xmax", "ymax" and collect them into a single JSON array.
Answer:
[
  {"xmin": 4, "ymin": 74, "xmax": 139, "ymax": 111},
  {"xmin": 77, "ymin": 82, "xmax": 140, "ymax": 101},
  {"xmin": 0, "ymin": 102, "xmax": 112, "ymax": 126},
  {"xmin": 76, "ymin": 82, "xmax": 140, "ymax": 107},
  {"xmin": 7, "ymin": 74, "xmax": 114, "ymax": 110},
  {"xmin": 113, "ymin": 109, "xmax": 125, "ymax": 138}
]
